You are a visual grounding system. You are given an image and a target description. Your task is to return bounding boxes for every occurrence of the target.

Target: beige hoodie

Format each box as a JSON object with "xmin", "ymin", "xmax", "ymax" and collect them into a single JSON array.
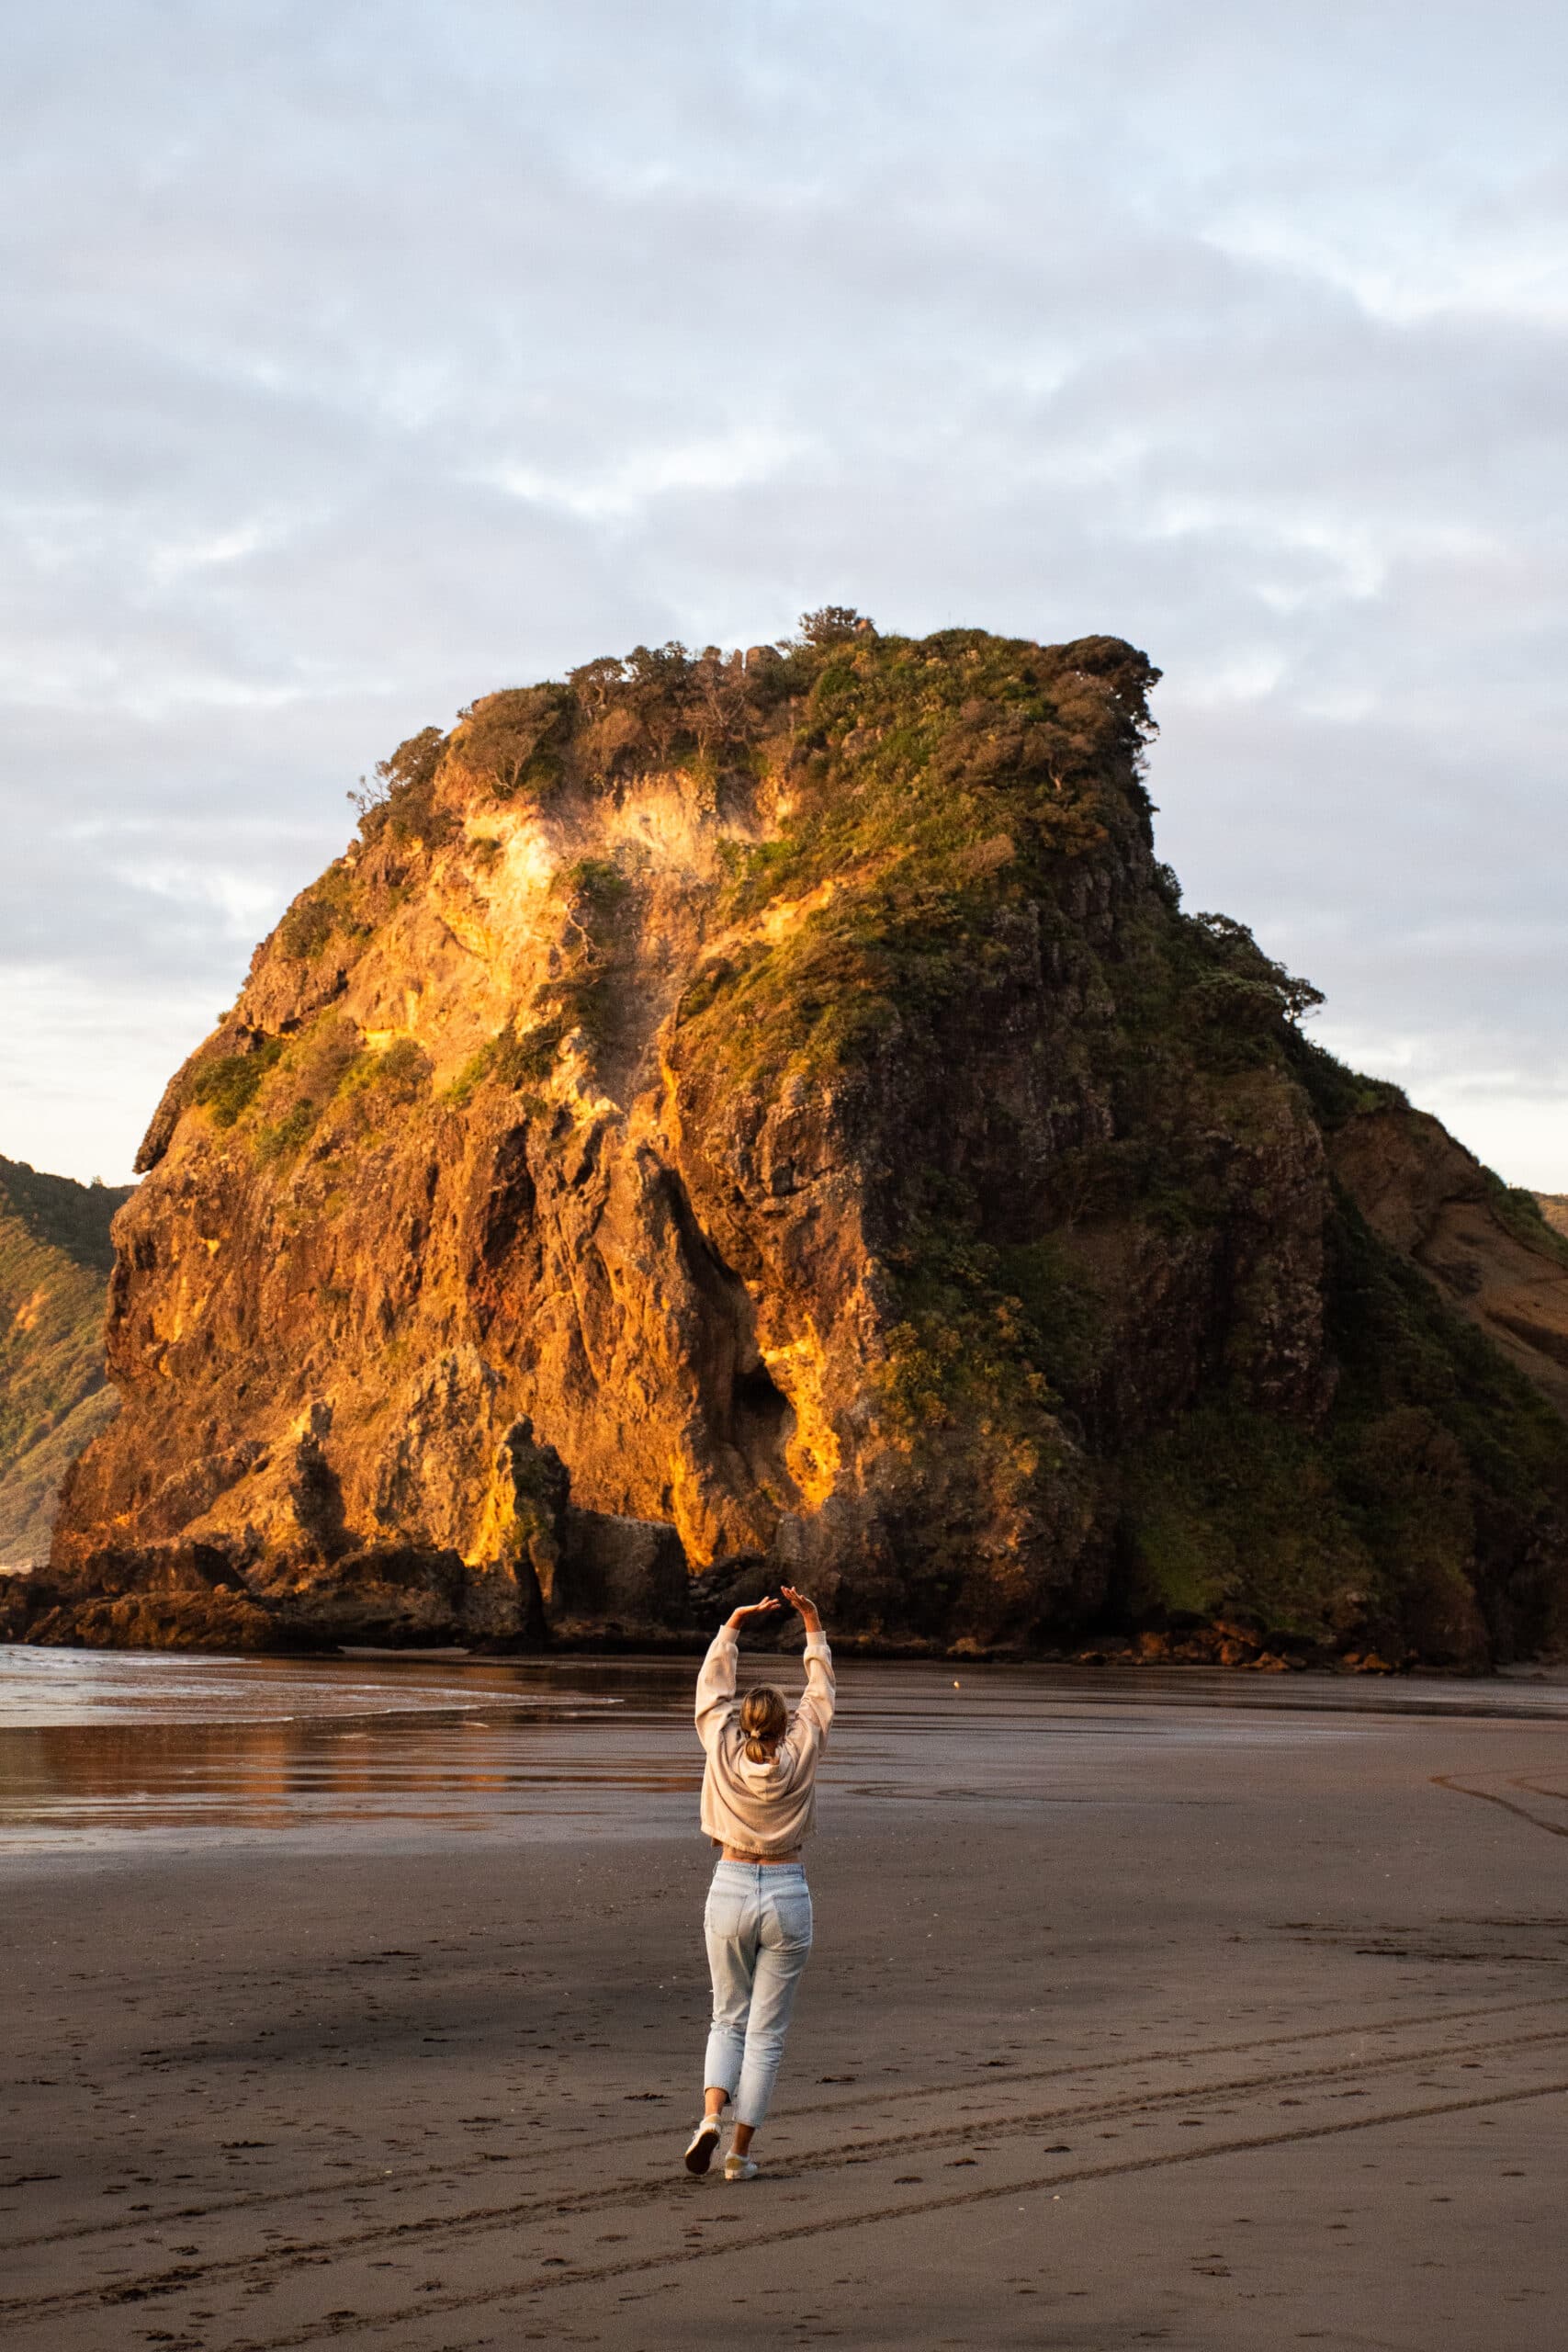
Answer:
[{"xmin": 694, "ymin": 1624, "xmax": 836, "ymax": 1855}]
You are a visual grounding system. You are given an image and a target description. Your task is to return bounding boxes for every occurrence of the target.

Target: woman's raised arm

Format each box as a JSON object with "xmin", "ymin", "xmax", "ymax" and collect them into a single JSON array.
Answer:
[
  {"xmin": 695, "ymin": 1597, "xmax": 783, "ymax": 1747},
  {"xmin": 782, "ymin": 1587, "xmax": 833, "ymax": 1736}
]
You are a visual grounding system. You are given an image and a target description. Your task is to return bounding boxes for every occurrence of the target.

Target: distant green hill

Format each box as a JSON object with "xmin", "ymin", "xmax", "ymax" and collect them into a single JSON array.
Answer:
[{"xmin": 0, "ymin": 1159, "xmax": 133, "ymax": 1570}]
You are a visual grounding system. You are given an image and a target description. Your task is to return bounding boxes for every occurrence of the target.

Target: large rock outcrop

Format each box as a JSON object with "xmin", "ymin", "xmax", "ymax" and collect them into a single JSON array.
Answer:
[{"xmin": 23, "ymin": 618, "xmax": 1568, "ymax": 1663}]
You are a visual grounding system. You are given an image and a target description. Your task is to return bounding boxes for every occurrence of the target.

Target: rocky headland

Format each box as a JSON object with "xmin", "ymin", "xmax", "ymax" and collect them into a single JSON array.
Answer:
[
  {"xmin": 12, "ymin": 616, "xmax": 1568, "ymax": 1664},
  {"xmin": 0, "ymin": 1159, "xmax": 132, "ymax": 1575}
]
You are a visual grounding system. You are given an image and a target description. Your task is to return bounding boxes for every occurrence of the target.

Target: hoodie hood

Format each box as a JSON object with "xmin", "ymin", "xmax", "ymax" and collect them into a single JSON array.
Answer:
[{"xmin": 732, "ymin": 1736, "xmax": 795, "ymax": 1795}]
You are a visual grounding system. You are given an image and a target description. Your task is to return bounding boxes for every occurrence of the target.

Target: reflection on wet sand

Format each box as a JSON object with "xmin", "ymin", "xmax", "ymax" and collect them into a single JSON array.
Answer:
[
  {"xmin": 0, "ymin": 1651, "xmax": 709, "ymax": 1841},
  {"xmin": 2, "ymin": 1704, "xmax": 703, "ymax": 1841},
  {"xmin": 5, "ymin": 1646, "xmax": 1568, "ymax": 1849}
]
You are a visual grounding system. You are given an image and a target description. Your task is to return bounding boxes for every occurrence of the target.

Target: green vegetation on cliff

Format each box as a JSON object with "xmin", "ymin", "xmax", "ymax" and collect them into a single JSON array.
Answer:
[
  {"xmin": 0, "ymin": 1159, "xmax": 132, "ymax": 1569},
  {"xmin": 1119, "ymin": 1191, "xmax": 1568, "ymax": 1655}
]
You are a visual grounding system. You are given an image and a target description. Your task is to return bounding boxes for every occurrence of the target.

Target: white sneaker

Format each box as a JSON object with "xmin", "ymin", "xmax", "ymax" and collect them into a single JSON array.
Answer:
[
  {"xmin": 724, "ymin": 2151, "xmax": 760, "ymax": 2183},
  {"xmin": 683, "ymin": 2115, "xmax": 722, "ymax": 2175}
]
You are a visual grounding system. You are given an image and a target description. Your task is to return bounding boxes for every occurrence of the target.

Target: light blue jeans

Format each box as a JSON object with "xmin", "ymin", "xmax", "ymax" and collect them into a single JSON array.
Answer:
[{"xmin": 702, "ymin": 1860, "xmax": 814, "ymax": 2127}]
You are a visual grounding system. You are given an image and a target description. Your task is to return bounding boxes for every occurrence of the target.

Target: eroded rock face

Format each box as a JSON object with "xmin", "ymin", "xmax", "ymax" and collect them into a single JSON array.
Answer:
[{"xmin": 31, "ymin": 624, "xmax": 1568, "ymax": 1663}]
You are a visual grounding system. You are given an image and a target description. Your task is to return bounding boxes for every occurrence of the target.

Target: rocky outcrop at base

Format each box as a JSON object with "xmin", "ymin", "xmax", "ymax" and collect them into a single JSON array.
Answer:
[{"xmin": 17, "ymin": 1419, "xmax": 691, "ymax": 1651}]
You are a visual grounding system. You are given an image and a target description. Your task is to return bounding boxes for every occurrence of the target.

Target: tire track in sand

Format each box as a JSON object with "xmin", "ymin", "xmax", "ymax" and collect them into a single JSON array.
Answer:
[
  {"xmin": 6, "ymin": 1984, "xmax": 1564, "ymax": 2259},
  {"xmin": 6, "ymin": 2013, "xmax": 1568, "ymax": 2331},
  {"xmin": 217, "ymin": 2075, "xmax": 1568, "ymax": 2351}
]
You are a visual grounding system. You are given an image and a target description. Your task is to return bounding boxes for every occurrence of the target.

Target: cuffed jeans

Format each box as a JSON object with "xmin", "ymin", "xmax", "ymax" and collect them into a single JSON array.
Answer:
[{"xmin": 702, "ymin": 1860, "xmax": 813, "ymax": 2127}]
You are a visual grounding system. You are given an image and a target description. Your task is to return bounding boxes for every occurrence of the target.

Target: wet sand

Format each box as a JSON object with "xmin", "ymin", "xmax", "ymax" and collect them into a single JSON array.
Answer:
[{"xmin": 4, "ymin": 1657, "xmax": 1568, "ymax": 2347}]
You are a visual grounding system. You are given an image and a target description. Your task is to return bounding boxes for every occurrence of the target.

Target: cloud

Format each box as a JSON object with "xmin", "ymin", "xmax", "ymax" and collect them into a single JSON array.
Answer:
[{"xmin": 1, "ymin": 0, "xmax": 1563, "ymax": 1183}]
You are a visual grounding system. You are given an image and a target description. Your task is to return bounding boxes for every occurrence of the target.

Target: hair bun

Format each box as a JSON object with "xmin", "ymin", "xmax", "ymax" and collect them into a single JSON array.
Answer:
[{"xmin": 739, "ymin": 1682, "xmax": 789, "ymax": 1762}]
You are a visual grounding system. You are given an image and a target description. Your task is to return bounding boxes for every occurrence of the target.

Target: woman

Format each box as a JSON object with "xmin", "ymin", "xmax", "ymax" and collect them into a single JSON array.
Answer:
[{"xmin": 682, "ymin": 1584, "xmax": 835, "ymax": 2183}]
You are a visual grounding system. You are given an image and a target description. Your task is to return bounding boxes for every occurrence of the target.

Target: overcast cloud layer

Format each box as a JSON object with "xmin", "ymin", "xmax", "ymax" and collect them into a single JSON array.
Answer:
[{"xmin": 3, "ymin": 0, "xmax": 1564, "ymax": 1185}]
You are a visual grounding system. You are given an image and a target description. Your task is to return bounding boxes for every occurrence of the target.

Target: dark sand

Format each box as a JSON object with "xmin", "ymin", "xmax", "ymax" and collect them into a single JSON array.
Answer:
[{"xmin": 4, "ymin": 1657, "xmax": 1568, "ymax": 2347}]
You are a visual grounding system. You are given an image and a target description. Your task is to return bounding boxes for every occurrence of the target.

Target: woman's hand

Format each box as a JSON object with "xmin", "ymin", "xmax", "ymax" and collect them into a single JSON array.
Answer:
[
  {"xmin": 726, "ymin": 1598, "xmax": 783, "ymax": 1633},
  {"xmin": 780, "ymin": 1585, "xmax": 822, "ymax": 1634}
]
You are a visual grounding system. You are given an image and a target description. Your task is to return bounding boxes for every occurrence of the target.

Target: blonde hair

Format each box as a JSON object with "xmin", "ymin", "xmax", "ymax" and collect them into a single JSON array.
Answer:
[{"xmin": 739, "ymin": 1683, "xmax": 789, "ymax": 1762}]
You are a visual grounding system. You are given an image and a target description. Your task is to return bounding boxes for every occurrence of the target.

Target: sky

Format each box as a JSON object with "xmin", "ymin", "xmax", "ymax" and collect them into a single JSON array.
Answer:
[{"xmin": 2, "ymin": 0, "xmax": 1564, "ymax": 1188}]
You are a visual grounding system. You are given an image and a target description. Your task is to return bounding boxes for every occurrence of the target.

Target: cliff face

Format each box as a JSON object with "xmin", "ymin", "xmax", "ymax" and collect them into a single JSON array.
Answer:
[
  {"xmin": 26, "ymin": 621, "xmax": 1568, "ymax": 1663},
  {"xmin": 0, "ymin": 1159, "xmax": 132, "ymax": 1573}
]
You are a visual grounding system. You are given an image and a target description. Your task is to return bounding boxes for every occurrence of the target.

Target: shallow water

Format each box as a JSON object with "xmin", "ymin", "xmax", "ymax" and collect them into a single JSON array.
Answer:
[{"xmin": 3, "ymin": 1645, "xmax": 1566, "ymax": 1851}]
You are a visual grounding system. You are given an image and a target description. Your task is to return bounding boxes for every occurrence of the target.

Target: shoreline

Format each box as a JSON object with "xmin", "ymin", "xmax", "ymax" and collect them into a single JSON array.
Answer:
[{"xmin": 6, "ymin": 1566, "xmax": 1562, "ymax": 1677}]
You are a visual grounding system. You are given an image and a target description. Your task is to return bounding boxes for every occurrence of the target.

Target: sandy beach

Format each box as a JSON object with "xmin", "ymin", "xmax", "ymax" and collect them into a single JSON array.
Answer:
[{"xmin": 4, "ymin": 1656, "xmax": 1568, "ymax": 2348}]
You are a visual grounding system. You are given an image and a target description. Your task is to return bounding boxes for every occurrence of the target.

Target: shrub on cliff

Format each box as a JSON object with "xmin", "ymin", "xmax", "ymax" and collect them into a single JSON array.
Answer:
[
  {"xmin": 357, "ymin": 1037, "xmax": 432, "ymax": 1102},
  {"xmin": 265, "ymin": 1032, "xmax": 433, "ymax": 1160},
  {"xmin": 354, "ymin": 725, "xmax": 453, "ymax": 843},
  {"xmin": 254, "ymin": 1099, "xmax": 320, "ymax": 1167},
  {"xmin": 797, "ymin": 605, "xmax": 875, "ymax": 647},
  {"xmin": 277, "ymin": 863, "xmax": 370, "ymax": 962},
  {"xmin": 190, "ymin": 1041, "xmax": 284, "ymax": 1128},
  {"xmin": 452, "ymin": 689, "xmax": 570, "ymax": 803}
]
